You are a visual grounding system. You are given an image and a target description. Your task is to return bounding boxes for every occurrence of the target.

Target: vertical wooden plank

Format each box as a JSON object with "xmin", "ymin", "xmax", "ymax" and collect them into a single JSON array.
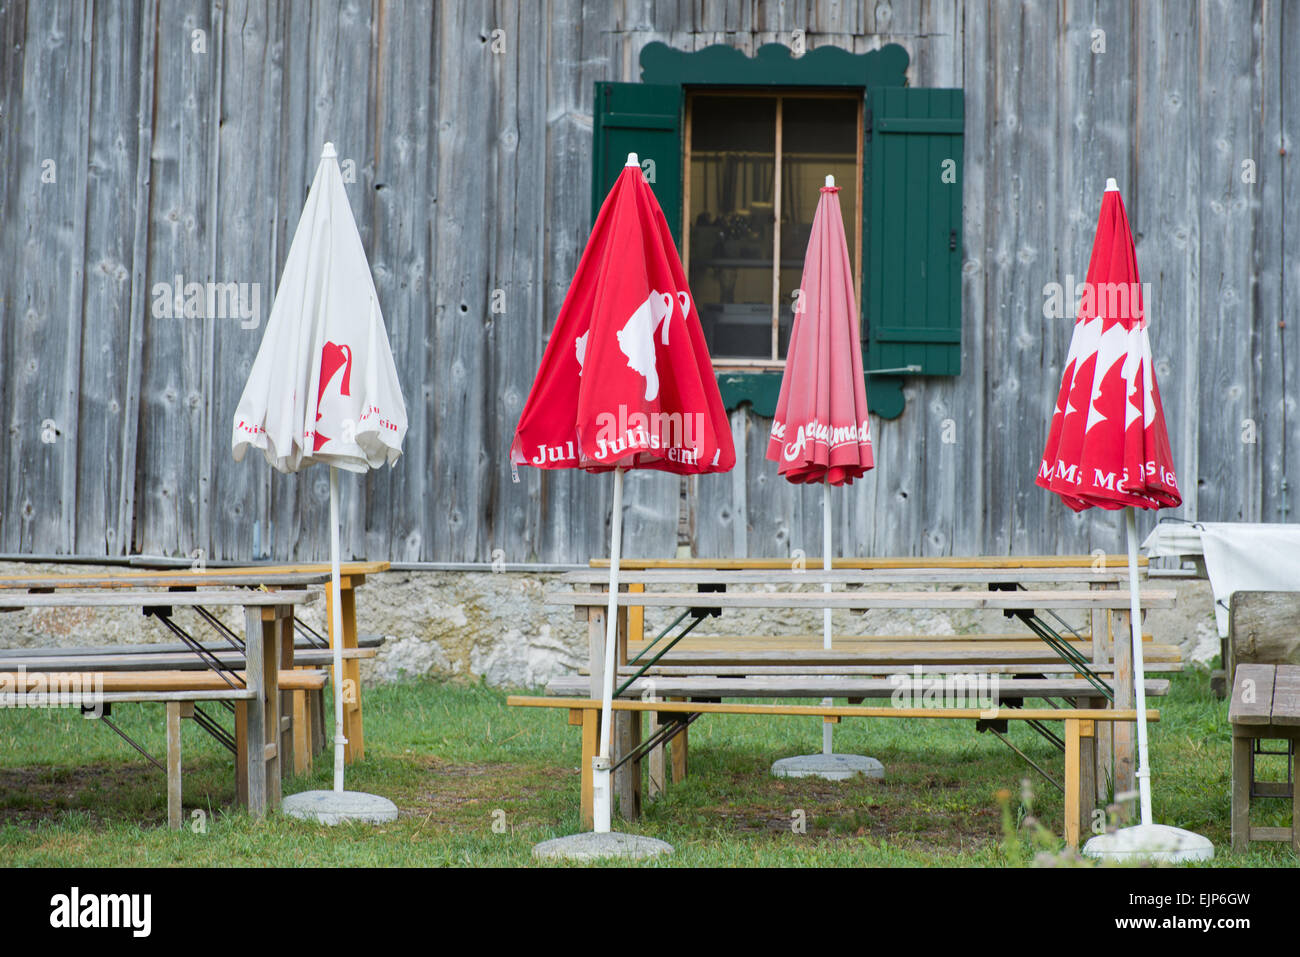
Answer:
[
  {"xmin": 3, "ymin": 0, "xmax": 93, "ymax": 555},
  {"xmin": 136, "ymin": 0, "xmax": 216, "ymax": 558},
  {"xmin": 367, "ymin": 0, "xmax": 436, "ymax": 563},
  {"xmin": 166, "ymin": 700, "xmax": 182, "ymax": 830},
  {"xmin": 670, "ymin": 697, "xmax": 689, "ymax": 783},
  {"xmin": 587, "ymin": 606, "xmax": 606, "ymax": 698}
]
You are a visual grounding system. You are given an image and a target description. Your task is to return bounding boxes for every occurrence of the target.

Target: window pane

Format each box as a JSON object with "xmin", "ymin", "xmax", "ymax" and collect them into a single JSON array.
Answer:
[
  {"xmin": 688, "ymin": 95, "xmax": 777, "ymax": 360},
  {"xmin": 779, "ymin": 97, "xmax": 860, "ymax": 356}
]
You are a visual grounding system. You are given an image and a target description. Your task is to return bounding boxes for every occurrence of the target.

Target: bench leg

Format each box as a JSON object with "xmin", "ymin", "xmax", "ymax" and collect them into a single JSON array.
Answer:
[
  {"xmin": 235, "ymin": 702, "xmax": 249, "ymax": 805},
  {"xmin": 311, "ymin": 687, "xmax": 326, "ymax": 757},
  {"xmin": 167, "ymin": 702, "xmax": 182, "ymax": 830},
  {"xmin": 1111, "ymin": 610, "xmax": 1136, "ymax": 813},
  {"xmin": 1076, "ymin": 698, "xmax": 1098, "ymax": 839},
  {"xmin": 1231, "ymin": 732, "xmax": 1251, "ymax": 853},
  {"xmin": 580, "ymin": 708, "xmax": 597, "ymax": 830}
]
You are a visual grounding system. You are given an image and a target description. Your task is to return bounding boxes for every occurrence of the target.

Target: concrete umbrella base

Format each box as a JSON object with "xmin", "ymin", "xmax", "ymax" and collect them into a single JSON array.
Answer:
[
  {"xmin": 771, "ymin": 753, "xmax": 885, "ymax": 781},
  {"xmin": 281, "ymin": 790, "xmax": 400, "ymax": 825},
  {"xmin": 1082, "ymin": 824, "xmax": 1214, "ymax": 863},
  {"xmin": 532, "ymin": 832, "xmax": 674, "ymax": 861}
]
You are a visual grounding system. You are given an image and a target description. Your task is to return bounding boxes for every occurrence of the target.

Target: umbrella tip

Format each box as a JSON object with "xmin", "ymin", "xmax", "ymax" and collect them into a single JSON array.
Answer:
[
  {"xmin": 825, "ymin": 174, "xmax": 835, "ymax": 187},
  {"xmin": 625, "ymin": 152, "xmax": 639, "ymax": 168},
  {"xmin": 1105, "ymin": 177, "xmax": 1119, "ymax": 192},
  {"xmin": 322, "ymin": 142, "xmax": 337, "ymax": 159}
]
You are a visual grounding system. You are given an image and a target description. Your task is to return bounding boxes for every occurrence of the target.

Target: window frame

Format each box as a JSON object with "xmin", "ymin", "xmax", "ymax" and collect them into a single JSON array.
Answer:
[{"xmin": 682, "ymin": 88, "xmax": 864, "ymax": 370}]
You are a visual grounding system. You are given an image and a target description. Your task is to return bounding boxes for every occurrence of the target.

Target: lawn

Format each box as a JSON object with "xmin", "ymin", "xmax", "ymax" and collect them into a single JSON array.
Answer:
[{"xmin": 0, "ymin": 668, "xmax": 1294, "ymax": 867}]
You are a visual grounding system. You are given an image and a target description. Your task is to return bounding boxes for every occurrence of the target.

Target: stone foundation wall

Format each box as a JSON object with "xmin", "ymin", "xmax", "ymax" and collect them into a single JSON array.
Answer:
[{"xmin": 0, "ymin": 563, "xmax": 1220, "ymax": 686}]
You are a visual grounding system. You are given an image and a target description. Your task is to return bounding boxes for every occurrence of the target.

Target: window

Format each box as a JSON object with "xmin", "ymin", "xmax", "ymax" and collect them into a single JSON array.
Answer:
[
  {"xmin": 684, "ymin": 92, "xmax": 861, "ymax": 365},
  {"xmin": 591, "ymin": 42, "xmax": 963, "ymax": 419}
]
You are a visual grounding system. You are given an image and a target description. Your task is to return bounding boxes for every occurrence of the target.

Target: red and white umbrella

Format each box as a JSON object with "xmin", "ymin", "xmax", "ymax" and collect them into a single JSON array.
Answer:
[
  {"xmin": 233, "ymin": 143, "xmax": 407, "ymax": 798},
  {"xmin": 1038, "ymin": 179, "xmax": 1209, "ymax": 860},
  {"xmin": 513, "ymin": 154, "xmax": 734, "ymax": 839},
  {"xmin": 766, "ymin": 176, "xmax": 876, "ymax": 771}
]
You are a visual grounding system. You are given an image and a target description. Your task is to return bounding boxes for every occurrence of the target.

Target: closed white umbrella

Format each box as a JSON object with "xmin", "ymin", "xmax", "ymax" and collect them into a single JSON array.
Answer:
[{"xmin": 233, "ymin": 142, "xmax": 407, "ymax": 822}]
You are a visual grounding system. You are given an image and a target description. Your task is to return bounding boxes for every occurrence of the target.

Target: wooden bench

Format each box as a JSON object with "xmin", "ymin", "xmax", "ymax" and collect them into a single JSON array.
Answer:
[
  {"xmin": 1229, "ymin": 663, "xmax": 1300, "ymax": 852},
  {"xmin": 0, "ymin": 560, "xmax": 388, "ymax": 763},
  {"xmin": 0, "ymin": 589, "xmax": 314, "ymax": 820},
  {"xmin": 509, "ymin": 695, "xmax": 1159, "ymax": 849},
  {"xmin": 0, "ymin": 634, "xmax": 386, "ymax": 774},
  {"xmin": 0, "ymin": 668, "xmax": 327, "ymax": 829},
  {"xmin": 552, "ymin": 562, "xmax": 1176, "ymax": 810}
]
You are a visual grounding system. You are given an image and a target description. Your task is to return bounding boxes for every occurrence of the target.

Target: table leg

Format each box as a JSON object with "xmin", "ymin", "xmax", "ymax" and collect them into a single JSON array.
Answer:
[
  {"xmin": 580, "ymin": 707, "xmax": 597, "ymax": 830},
  {"xmin": 1231, "ymin": 731, "xmax": 1251, "ymax": 853},
  {"xmin": 648, "ymin": 697, "xmax": 666, "ymax": 800},
  {"xmin": 1076, "ymin": 698, "xmax": 1097, "ymax": 841},
  {"xmin": 1111, "ymin": 609, "xmax": 1136, "ymax": 816},
  {"xmin": 616, "ymin": 708, "xmax": 642, "ymax": 821},
  {"xmin": 670, "ymin": 696, "xmax": 689, "ymax": 784},
  {"xmin": 166, "ymin": 702, "xmax": 182, "ymax": 830},
  {"xmin": 279, "ymin": 608, "xmax": 295, "ymax": 780},
  {"xmin": 326, "ymin": 580, "xmax": 364, "ymax": 763},
  {"xmin": 1090, "ymin": 607, "xmax": 1113, "ymax": 804},
  {"xmin": 1064, "ymin": 718, "xmax": 1081, "ymax": 849},
  {"xmin": 244, "ymin": 606, "xmax": 267, "ymax": 818},
  {"xmin": 263, "ymin": 608, "xmax": 283, "ymax": 808}
]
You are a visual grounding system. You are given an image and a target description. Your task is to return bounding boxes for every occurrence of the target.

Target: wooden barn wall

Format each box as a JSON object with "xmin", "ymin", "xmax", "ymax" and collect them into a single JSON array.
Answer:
[{"xmin": 0, "ymin": 0, "xmax": 1296, "ymax": 563}]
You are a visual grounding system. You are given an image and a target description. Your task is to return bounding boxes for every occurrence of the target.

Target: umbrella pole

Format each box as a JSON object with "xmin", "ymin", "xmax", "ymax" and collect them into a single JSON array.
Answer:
[
  {"xmin": 1124, "ymin": 506, "xmax": 1153, "ymax": 827},
  {"xmin": 822, "ymin": 482, "xmax": 833, "ymax": 755},
  {"xmin": 593, "ymin": 466, "xmax": 625, "ymax": 834},
  {"xmin": 329, "ymin": 465, "xmax": 348, "ymax": 793}
]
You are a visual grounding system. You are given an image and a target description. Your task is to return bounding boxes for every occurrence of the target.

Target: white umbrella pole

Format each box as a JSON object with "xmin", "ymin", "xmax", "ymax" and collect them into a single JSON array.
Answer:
[
  {"xmin": 329, "ymin": 465, "xmax": 348, "ymax": 793},
  {"xmin": 1125, "ymin": 506, "xmax": 1153, "ymax": 826},
  {"xmin": 822, "ymin": 483, "xmax": 833, "ymax": 755},
  {"xmin": 593, "ymin": 466, "xmax": 625, "ymax": 833}
]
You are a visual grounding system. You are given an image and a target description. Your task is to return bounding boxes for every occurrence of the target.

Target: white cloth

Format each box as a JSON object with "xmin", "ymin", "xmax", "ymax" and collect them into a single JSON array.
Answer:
[
  {"xmin": 1141, "ymin": 522, "xmax": 1300, "ymax": 637},
  {"xmin": 232, "ymin": 143, "xmax": 407, "ymax": 474}
]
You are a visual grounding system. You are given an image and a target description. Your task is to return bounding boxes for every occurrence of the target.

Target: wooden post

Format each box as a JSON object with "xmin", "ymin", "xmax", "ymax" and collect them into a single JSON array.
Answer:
[
  {"xmin": 1064, "ymin": 718, "xmax": 1081, "ymax": 849},
  {"xmin": 1231, "ymin": 730, "xmax": 1251, "ymax": 853},
  {"xmin": 1076, "ymin": 698, "xmax": 1097, "ymax": 842},
  {"xmin": 261, "ymin": 607, "xmax": 282, "ymax": 808},
  {"xmin": 166, "ymin": 701, "xmax": 182, "ymax": 830},
  {"xmin": 612, "ymin": 604, "xmax": 640, "ymax": 819},
  {"xmin": 292, "ymin": 689, "xmax": 311, "ymax": 773},
  {"xmin": 243, "ymin": 605, "xmax": 267, "ymax": 818},
  {"xmin": 326, "ymin": 577, "xmax": 365, "ymax": 762},
  {"xmin": 587, "ymin": 606, "xmax": 606, "ymax": 700},
  {"xmin": 580, "ymin": 707, "xmax": 597, "ymax": 830},
  {"xmin": 278, "ymin": 607, "xmax": 295, "ymax": 780},
  {"xmin": 670, "ymin": 696, "xmax": 689, "ymax": 784},
  {"xmin": 628, "ymin": 582, "xmax": 645, "ymax": 645},
  {"xmin": 648, "ymin": 697, "xmax": 666, "ymax": 800}
]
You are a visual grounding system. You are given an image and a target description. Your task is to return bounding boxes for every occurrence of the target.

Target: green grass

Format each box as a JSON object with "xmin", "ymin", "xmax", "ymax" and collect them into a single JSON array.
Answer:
[{"xmin": 0, "ymin": 668, "xmax": 1295, "ymax": 866}]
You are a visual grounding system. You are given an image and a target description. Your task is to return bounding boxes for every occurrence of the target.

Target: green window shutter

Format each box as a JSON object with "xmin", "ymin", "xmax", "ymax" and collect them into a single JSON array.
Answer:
[
  {"xmin": 864, "ymin": 87, "xmax": 964, "ymax": 376},
  {"xmin": 592, "ymin": 82, "xmax": 683, "ymax": 246}
]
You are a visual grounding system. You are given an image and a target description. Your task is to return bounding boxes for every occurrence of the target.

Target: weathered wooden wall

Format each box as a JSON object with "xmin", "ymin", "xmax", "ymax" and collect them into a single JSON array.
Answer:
[{"xmin": 0, "ymin": 0, "xmax": 1296, "ymax": 563}]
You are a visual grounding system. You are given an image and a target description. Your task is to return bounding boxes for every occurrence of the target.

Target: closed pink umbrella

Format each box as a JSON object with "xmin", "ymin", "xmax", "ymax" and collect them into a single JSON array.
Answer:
[{"xmin": 766, "ymin": 176, "xmax": 879, "ymax": 779}]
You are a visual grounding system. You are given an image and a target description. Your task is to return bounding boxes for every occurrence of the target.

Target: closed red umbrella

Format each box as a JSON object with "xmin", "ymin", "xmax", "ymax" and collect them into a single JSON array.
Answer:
[
  {"xmin": 1038, "ymin": 179, "xmax": 1209, "ymax": 861},
  {"xmin": 766, "ymin": 177, "xmax": 878, "ymax": 778},
  {"xmin": 513, "ymin": 154, "xmax": 733, "ymax": 850}
]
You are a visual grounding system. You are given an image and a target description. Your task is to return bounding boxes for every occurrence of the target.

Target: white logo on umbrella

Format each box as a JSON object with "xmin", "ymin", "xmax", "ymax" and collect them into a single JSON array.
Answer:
[{"xmin": 616, "ymin": 290, "xmax": 689, "ymax": 402}]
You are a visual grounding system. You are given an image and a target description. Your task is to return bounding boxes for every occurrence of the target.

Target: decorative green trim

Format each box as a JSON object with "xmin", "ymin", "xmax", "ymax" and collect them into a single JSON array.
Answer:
[
  {"xmin": 717, "ymin": 372, "xmax": 783, "ymax": 418},
  {"xmin": 640, "ymin": 41, "xmax": 909, "ymax": 89},
  {"xmin": 866, "ymin": 377, "xmax": 906, "ymax": 420},
  {"xmin": 716, "ymin": 371, "xmax": 906, "ymax": 421}
]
